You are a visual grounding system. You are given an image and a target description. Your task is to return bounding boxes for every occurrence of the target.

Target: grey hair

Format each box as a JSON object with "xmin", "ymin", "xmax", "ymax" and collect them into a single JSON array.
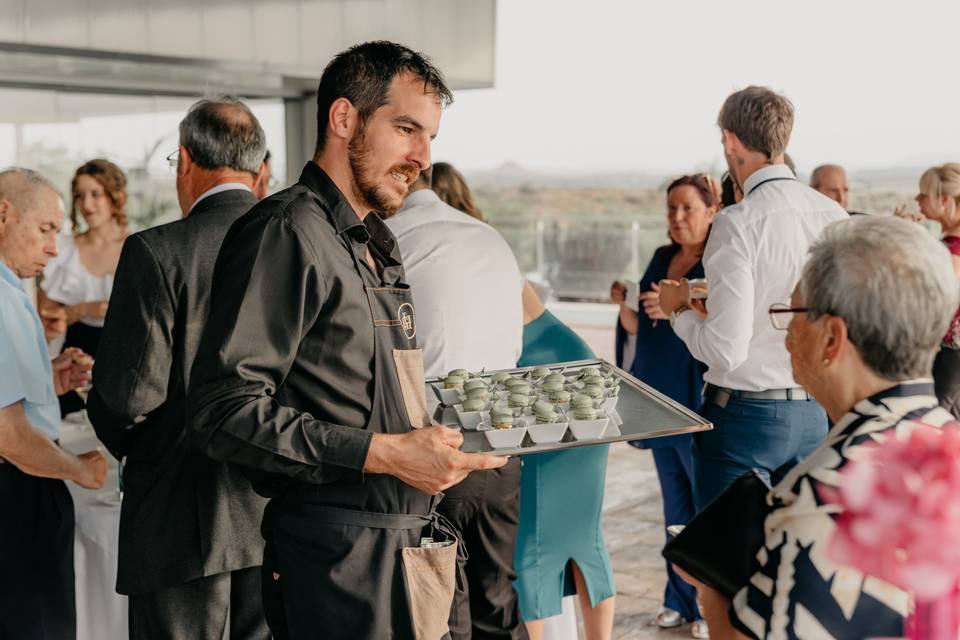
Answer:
[
  {"xmin": 0, "ymin": 167, "xmax": 59, "ymax": 211},
  {"xmin": 178, "ymin": 96, "xmax": 266, "ymax": 175},
  {"xmin": 799, "ymin": 215, "xmax": 959, "ymax": 380}
]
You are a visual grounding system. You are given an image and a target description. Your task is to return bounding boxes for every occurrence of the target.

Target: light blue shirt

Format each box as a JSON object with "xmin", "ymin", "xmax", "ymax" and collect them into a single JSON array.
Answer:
[{"xmin": 0, "ymin": 260, "xmax": 60, "ymax": 439}]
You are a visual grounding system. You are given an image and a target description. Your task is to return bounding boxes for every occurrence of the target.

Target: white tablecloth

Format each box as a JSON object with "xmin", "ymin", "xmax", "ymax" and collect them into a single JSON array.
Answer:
[{"xmin": 60, "ymin": 417, "xmax": 129, "ymax": 640}]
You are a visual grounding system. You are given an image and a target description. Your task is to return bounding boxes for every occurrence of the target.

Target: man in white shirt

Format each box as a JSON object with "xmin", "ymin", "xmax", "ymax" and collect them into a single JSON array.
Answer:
[
  {"xmin": 386, "ymin": 168, "xmax": 526, "ymax": 639},
  {"xmin": 659, "ymin": 86, "xmax": 848, "ymax": 510}
]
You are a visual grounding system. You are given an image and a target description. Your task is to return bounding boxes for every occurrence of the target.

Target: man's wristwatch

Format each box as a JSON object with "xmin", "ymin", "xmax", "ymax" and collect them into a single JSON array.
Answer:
[{"xmin": 669, "ymin": 304, "xmax": 690, "ymax": 329}]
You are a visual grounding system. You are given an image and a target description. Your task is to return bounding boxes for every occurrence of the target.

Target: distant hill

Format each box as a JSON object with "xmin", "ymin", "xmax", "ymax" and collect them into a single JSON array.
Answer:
[{"xmin": 470, "ymin": 166, "xmax": 923, "ymax": 220}]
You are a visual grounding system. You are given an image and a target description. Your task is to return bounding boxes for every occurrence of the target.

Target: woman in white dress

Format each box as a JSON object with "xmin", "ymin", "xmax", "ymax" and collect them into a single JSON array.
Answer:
[{"xmin": 39, "ymin": 159, "xmax": 128, "ymax": 414}]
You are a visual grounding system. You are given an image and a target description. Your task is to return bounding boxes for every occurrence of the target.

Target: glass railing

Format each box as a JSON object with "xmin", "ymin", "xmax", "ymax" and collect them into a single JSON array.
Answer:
[{"xmin": 490, "ymin": 214, "xmax": 668, "ymax": 301}]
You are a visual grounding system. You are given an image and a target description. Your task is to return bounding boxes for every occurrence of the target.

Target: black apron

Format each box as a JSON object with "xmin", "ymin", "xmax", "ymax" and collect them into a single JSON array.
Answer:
[{"xmin": 261, "ymin": 235, "xmax": 455, "ymax": 640}]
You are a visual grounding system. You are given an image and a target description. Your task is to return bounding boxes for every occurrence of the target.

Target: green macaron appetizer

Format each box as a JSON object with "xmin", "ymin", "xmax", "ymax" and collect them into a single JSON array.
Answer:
[
  {"xmin": 461, "ymin": 397, "xmax": 485, "ymax": 412},
  {"xmin": 463, "ymin": 378, "xmax": 488, "ymax": 393},
  {"xmin": 444, "ymin": 374, "xmax": 465, "ymax": 389},
  {"xmin": 570, "ymin": 393, "xmax": 594, "ymax": 409},
  {"xmin": 581, "ymin": 384, "xmax": 604, "ymax": 399},
  {"xmin": 490, "ymin": 407, "xmax": 515, "ymax": 429},
  {"xmin": 543, "ymin": 372, "xmax": 566, "ymax": 386},
  {"xmin": 572, "ymin": 406, "xmax": 598, "ymax": 421},
  {"xmin": 529, "ymin": 367, "xmax": 551, "ymax": 379},
  {"xmin": 507, "ymin": 393, "xmax": 531, "ymax": 408},
  {"xmin": 465, "ymin": 387, "xmax": 490, "ymax": 401},
  {"xmin": 540, "ymin": 379, "xmax": 565, "ymax": 393},
  {"xmin": 533, "ymin": 403, "xmax": 559, "ymax": 424}
]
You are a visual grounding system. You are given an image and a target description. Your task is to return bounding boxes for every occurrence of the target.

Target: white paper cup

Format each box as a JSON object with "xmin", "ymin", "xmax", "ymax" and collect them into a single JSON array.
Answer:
[
  {"xmin": 599, "ymin": 395, "xmax": 619, "ymax": 412},
  {"xmin": 432, "ymin": 383, "xmax": 465, "ymax": 406},
  {"xmin": 526, "ymin": 421, "xmax": 568, "ymax": 444},
  {"xmin": 484, "ymin": 426, "xmax": 527, "ymax": 449},
  {"xmin": 624, "ymin": 279, "xmax": 640, "ymax": 312},
  {"xmin": 569, "ymin": 416, "xmax": 610, "ymax": 440},
  {"xmin": 454, "ymin": 405, "xmax": 490, "ymax": 430}
]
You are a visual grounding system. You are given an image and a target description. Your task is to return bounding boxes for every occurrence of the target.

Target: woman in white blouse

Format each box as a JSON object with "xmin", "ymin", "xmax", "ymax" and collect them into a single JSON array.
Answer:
[{"xmin": 40, "ymin": 159, "xmax": 127, "ymax": 413}]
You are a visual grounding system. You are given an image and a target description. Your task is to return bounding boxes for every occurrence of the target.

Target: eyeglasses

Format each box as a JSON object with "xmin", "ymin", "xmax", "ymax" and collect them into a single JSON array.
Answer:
[
  {"xmin": 166, "ymin": 150, "xmax": 179, "ymax": 173},
  {"xmin": 768, "ymin": 303, "xmax": 814, "ymax": 330}
]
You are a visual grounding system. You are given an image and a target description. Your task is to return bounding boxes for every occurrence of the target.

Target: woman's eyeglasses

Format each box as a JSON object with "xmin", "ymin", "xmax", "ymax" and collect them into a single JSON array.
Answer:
[{"xmin": 768, "ymin": 303, "xmax": 814, "ymax": 330}]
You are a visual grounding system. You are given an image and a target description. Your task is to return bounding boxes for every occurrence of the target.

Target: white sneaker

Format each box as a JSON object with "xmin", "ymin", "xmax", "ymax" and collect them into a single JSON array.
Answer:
[
  {"xmin": 655, "ymin": 607, "xmax": 683, "ymax": 628},
  {"xmin": 691, "ymin": 619, "xmax": 709, "ymax": 639}
]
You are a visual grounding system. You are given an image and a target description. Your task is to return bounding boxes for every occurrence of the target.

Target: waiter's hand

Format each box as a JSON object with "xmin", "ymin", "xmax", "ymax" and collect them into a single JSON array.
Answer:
[{"xmin": 364, "ymin": 427, "xmax": 507, "ymax": 495}]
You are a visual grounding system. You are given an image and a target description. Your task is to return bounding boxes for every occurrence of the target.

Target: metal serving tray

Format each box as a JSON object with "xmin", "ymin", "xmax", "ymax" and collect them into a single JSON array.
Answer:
[{"xmin": 426, "ymin": 358, "xmax": 712, "ymax": 456}]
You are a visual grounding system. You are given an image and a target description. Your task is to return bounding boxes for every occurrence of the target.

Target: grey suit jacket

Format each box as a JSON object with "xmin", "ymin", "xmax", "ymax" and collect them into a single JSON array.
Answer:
[{"xmin": 88, "ymin": 188, "xmax": 268, "ymax": 595}]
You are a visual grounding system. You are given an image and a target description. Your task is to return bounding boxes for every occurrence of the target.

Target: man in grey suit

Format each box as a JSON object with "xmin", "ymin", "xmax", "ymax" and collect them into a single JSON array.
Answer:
[{"xmin": 87, "ymin": 97, "xmax": 270, "ymax": 639}]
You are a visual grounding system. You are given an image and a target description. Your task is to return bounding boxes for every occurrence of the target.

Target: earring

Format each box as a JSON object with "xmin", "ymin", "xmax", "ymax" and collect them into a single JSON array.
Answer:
[{"xmin": 822, "ymin": 358, "xmax": 830, "ymax": 366}]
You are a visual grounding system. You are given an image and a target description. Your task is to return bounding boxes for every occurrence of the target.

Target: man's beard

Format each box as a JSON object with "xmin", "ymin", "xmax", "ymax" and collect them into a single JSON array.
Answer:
[{"xmin": 348, "ymin": 125, "xmax": 419, "ymax": 218}]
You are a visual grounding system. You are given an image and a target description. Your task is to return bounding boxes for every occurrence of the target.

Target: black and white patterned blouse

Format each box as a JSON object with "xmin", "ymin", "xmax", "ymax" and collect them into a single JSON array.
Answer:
[{"xmin": 729, "ymin": 380, "xmax": 955, "ymax": 640}]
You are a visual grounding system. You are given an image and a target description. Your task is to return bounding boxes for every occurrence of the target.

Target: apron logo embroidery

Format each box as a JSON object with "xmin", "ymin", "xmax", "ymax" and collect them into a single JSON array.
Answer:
[{"xmin": 398, "ymin": 302, "xmax": 416, "ymax": 340}]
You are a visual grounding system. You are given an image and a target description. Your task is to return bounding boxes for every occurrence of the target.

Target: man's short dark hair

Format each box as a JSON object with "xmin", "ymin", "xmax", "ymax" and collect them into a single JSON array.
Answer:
[
  {"xmin": 717, "ymin": 86, "xmax": 794, "ymax": 159},
  {"xmin": 314, "ymin": 41, "xmax": 453, "ymax": 154},
  {"xmin": 179, "ymin": 96, "xmax": 266, "ymax": 175}
]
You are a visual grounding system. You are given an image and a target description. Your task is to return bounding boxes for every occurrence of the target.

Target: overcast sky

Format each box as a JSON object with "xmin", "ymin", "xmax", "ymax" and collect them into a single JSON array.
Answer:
[{"xmin": 431, "ymin": 0, "xmax": 960, "ymax": 176}]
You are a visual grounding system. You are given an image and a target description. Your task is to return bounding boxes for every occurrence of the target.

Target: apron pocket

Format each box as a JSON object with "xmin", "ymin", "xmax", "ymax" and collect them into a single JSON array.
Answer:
[
  {"xmin": 401, "ymin": 540, "xmax": 458, "ymax": 640},
  {"xmin": 392, "ymin": 348, "xmax": 432, "ymax": 428}
]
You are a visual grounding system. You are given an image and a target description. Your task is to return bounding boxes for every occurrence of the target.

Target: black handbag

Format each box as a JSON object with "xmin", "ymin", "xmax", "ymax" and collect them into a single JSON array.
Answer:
[{"xmin": 662, "ymin": 470, "xmax": 771, "ymax": 599}]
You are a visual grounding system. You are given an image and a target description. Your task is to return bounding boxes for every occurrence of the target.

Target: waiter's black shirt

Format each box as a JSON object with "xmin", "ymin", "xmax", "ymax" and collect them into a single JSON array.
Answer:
[{"xmin": 188, "ymin": 162, "xmax": 406, "ymax": 497}]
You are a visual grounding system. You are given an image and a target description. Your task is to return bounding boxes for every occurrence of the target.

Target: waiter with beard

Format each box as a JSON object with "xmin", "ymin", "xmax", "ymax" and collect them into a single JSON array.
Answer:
[{"xmin": 188, "ymin": 41, "xmax": 506, "ymax": 640}]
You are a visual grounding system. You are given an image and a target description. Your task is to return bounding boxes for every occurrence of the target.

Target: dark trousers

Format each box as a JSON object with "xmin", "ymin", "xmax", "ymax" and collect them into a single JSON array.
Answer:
[
  {"xmin": 650, "ymin": 443, "xmax": 700, "ymax": 622},
  {"xmin": 0, "ymin": 464, "xmax": 75, "ymax": 640},
  {"xmin": 692, "ymin": 394, "xmax": 828, "ymax": 511},
  {"xmin": 59, "ymin": 322, "xmax": 101, "ymax": 417},
  {"xmin": 439, "ymin": 458, "xmax": 527, "ymax": 640},
  {"xmin": 129, "ymin": 567, "xmax": 269, "ymax": 640}
]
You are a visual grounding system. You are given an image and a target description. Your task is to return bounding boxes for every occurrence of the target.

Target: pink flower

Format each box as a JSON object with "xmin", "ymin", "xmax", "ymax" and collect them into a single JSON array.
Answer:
[{"xmin": 821, "ymin": 422, "xmax": 960, "ymax": 602}]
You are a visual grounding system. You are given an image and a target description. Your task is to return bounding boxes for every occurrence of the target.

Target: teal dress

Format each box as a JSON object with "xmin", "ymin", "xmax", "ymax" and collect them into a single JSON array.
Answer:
[{"xmin": 512, "ymin": 310, "xmax": 616, "ymax": 620}]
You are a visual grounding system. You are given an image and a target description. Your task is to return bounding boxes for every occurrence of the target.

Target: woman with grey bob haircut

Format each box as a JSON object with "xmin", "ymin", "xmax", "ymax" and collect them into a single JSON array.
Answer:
[
  {"xmin": 678, "ymin": 215, "xmax": 959, "ymax": 640},
  {"xmin": 798, "ymin": 214, "xmax": 958, "ymax": 380}
]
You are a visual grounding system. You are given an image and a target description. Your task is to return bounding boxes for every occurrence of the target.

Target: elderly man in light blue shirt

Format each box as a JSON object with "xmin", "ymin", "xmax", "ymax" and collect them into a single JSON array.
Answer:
[{"xmin": 0, "ymin": 167, "xmax": 107, "ymax": 639}]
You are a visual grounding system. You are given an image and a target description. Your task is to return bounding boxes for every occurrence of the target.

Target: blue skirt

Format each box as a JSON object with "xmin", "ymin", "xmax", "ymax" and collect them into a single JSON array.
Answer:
[{"xmin": 513, "ymin": 445, "xmax": 616, "ymax": 620}]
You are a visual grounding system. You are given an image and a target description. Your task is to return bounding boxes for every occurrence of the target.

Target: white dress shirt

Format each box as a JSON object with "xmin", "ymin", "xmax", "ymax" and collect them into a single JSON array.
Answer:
[
  {"xmin": 188, "ymin": 182, "xmax": 252, "ymax": 214},
  {"xmin": 674, "ymin": 164, "xmax": 848, "ymax": 391},
  {"xmin": 386, "ymin": 189, "xmax": 524, "ymax": 378}
]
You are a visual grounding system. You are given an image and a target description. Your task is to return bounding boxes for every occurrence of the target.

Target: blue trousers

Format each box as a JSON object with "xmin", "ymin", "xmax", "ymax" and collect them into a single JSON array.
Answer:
[
  {"xmin": 692, "ymin": 394, "xmax": 828, "ymax": 511},
  {"xmin": 650, "ymin": 442, "xmax": 700, "ymax": 622}
]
